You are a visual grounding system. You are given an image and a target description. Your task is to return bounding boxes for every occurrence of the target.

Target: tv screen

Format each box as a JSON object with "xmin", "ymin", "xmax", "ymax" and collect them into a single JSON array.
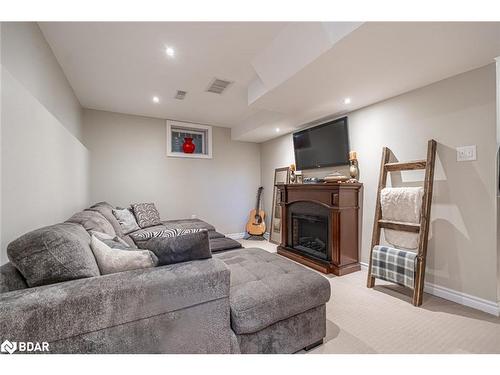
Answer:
[{"xmin": 293, "ymin": 116, "xmax": 350, "ymax": 170}]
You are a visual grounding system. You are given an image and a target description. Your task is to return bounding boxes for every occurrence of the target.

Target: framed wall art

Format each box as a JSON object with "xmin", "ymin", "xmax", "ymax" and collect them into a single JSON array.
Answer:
[{"xmin": 166, "ymin": 120, "xmax": 213, "ymax": 159}]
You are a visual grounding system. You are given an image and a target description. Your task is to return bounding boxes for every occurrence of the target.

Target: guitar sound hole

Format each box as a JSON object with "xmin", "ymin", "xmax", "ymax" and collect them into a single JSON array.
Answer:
[{"xmin": 254, "ymin": 215, "xmax": 262, "ymax": 224}]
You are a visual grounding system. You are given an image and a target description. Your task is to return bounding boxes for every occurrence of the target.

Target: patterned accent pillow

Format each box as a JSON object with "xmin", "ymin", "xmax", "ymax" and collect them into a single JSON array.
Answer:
[
  {"xmin": 112, "ymin": 208, "xmax": 140, "ymax": 235},
  {"xmin": 131, "ymin": 228, "xmax": 203, "ymax": 241},
  {"xmin": 132, "ymin": 203, "xmax": 162, "ymax": 229}
]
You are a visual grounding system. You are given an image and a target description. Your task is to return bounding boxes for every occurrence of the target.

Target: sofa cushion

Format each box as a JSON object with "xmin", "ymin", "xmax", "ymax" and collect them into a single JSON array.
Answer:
[
  {"xmin": 7, "ymin": 223, "xmax": 100, "ymax": 287},
  {"xmin": 90, "ymin": 235, "xmax": 158, "ymax": 275},
  {"xmin": 138, "ymin": 230, "xmax": 212, "ymax": 266},
  {"xmin": 132, "ymin": 202, "xmax": 162, "ymax": 229},
  {"xmin": 209, "ymin": 237, "xmax": 242, "ymax": 253},
  {"xmin": 0, "ymin": 262, "xmax": 28, "ymax": 293},
  {"xmin": 215, "ymin": 248, "xmax": 331, "ymax": 334},
  {"xmin": 67, "ymin": 210, "xmax": 116, "ymax": 237},
  {"xmin": 113, "ymin": 208, "xmax": 140, "ymax": 235},
  {"xmin": 87, "ymin": 202, "xmax": 123, "ymax": 236},
  {"xmin": 209, "ymin": 231, "xmax": 226, "ymax": 239}
]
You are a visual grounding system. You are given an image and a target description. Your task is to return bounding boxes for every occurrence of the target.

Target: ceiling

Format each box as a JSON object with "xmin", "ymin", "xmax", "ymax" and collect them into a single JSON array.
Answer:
[
  {"xmin": 39, "ymin": 22, "xmax": 287, "ymax": 126},
  {"xmin": 39, "ymin": 22, "xmax": 500, "ymax": 143}
]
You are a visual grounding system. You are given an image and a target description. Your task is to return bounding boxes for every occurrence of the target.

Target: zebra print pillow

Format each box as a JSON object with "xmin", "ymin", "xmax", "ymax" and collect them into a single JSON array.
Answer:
[
  {"xmin": 131, "ymin": 203, "xmax": 162, "ymax": 229},
  {"xmin": 131, "ymin": 228, "xmax": 203, "ymax": 241}
]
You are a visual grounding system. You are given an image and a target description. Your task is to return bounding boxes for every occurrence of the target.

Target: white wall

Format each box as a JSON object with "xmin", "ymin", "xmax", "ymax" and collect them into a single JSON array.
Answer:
[
  {"xmin": 496, "ymin": 57, "xmax": 500, "ymax": 303},
  {"xmin": 82, "ymin": 109, "xmax": 261, "ymax": 235},
  {"xmin": 0, "ymin": 23, "xmax": 3, "ymax": 258},
  {"xmin": 2, "ymin": 23, "xmax": 82, "ymax": 140},
  {"xmin": 1, "ymin": 23, "xmax": 89, "ymax": 263},
  {"xmin": 261, "ymin": 64, "xmax": 498, "ymax": 303}
]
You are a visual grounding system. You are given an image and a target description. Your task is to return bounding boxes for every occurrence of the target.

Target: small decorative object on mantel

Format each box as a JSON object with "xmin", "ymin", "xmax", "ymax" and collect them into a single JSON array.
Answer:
[
  {"xmin": 324, "ymin": 171, "xmax": 350, "ymax": 183},
  {"xmin": 296, "ymin": 173, "xmax": 303, "ymax": 184},
  {"xmin": 349, "ymin": 150, "xmax": 360, "ymax": 181},
  {"xmin": 289, "ymin": 164, "xmax": 296, "ymax": 183},
  {"xmin": 182, "ymin": 137, "xmax": 196, "ymax": 153}
]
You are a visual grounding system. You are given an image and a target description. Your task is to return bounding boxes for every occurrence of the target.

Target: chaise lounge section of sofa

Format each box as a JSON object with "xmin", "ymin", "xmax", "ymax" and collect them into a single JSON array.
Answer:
[{"xmin": 215, "ymin": 248, "xmax": 330, "ymax": 353}]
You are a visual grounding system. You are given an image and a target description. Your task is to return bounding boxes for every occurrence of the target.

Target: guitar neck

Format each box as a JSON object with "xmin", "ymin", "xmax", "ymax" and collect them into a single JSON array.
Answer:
[{"xmin": 255, "ymin": 188, "xmax": 263, "ymax": 212}]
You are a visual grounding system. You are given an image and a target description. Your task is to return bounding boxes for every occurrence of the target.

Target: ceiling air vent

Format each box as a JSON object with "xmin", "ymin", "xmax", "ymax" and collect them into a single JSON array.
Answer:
[
  {"xmin": 175, "ymin": 90, "xmax": 187, "ymax": 100},
  {"xmin": 206, "ymin": 78, "xmax": 233, "ymax": 94}
]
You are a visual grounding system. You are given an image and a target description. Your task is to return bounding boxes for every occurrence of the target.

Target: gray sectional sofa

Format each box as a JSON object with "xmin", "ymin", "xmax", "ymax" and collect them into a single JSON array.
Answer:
[{"xmin": 0, "ymin": 202, "xmax": 330, "ymax": 354}]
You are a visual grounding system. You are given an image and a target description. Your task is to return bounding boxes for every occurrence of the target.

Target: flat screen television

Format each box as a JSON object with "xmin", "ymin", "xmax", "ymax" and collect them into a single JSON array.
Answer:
[{"xmin": 293, "ymin": 116, "xmax": 350, "ymax": 170}]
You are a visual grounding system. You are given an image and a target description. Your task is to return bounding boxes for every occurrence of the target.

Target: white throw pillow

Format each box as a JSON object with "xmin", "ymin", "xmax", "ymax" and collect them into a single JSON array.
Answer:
[{"xmin": 90, "ymin": 235, "xmax": 158, "ymax": 275}]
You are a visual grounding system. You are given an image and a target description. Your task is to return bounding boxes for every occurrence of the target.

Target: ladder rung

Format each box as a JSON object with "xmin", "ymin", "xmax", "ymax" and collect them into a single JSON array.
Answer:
[
  {"xmin": 378, "ymin": 220, "xmax": 421, "ymax": 233},
  {"xmin": 385, "ymin": 160, "xmax": 426, "ymax": 172}
]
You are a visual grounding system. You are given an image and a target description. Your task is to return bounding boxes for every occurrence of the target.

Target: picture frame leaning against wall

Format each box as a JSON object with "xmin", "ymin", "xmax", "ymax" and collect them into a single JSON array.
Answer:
[{"xmin": 270, "ymin": 167, "xmax": 290, "ymax": 244}]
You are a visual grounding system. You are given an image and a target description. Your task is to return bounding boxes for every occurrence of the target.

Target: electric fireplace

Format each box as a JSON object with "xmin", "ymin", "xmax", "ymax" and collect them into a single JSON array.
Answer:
[{"xmin": 276, "ymin": 182, "xmax": 362, "ymax": 276}]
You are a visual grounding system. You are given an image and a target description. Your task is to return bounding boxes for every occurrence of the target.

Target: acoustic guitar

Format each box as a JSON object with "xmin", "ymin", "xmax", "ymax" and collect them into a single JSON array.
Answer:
[{"xmin": 246, "ymin": 187, "xmax": 266, "ymax": 236}]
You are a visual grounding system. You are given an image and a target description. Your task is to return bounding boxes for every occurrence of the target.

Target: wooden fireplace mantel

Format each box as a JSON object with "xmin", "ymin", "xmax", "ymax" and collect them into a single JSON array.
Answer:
[{"xmin": 276, "ymin": 182, "xmax": 362, "ymax": 276}]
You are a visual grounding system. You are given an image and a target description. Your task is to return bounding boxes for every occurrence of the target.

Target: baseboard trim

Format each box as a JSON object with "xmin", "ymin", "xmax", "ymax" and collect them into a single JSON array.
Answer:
[
  {"xmin": 360, "ymin": 262, "xmax": 500, "ymax": 316},
  {"xmin": 422, "ymin": 283, "xmax": 500, "ymax": 316},
  {"xmin": 225, "ymin": 232, "xmax": 246, "ymax": 240}
]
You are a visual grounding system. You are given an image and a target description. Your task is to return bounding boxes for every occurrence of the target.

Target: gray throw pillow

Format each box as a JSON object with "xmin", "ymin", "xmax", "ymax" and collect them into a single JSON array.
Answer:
[
  {"xmin": 132, "ymin": 203, "xmax": 162, "ymax": 229},
  {"xmin": 90, "ymin": 235, "xmax": 158, "ymax": 275},
  {"xmin": 87, "ymin": 202, "xmax": 124, "ymax": 235},
  {"xmin": 7, "ymin": 223, "xmax": 100, "ymax": 287},
  {"xmin": 139, "ymin": 230, "xmax": 211, "ymax": 266},
  {"xmin": 112, "ymin": 208, "xmax": 140, "ymax": 235}
]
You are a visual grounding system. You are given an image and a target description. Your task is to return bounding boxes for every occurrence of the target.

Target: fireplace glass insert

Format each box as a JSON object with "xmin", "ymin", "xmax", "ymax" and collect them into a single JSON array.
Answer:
[{"xmin": 288, "ymin": 202, "xmax": 330, "ymax": 261}]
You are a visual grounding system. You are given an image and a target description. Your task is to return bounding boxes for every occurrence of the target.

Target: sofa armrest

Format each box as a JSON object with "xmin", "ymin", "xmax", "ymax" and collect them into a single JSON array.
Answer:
[{"xmin": 0, "ymin": 258, "xmax": 230, "ymax": 344}]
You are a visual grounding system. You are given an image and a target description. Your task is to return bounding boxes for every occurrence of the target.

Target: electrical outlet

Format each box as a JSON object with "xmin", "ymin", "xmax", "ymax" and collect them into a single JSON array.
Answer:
[{"xmin": 456, "ymin": 145, "xmax": 476, "ymax": 162}]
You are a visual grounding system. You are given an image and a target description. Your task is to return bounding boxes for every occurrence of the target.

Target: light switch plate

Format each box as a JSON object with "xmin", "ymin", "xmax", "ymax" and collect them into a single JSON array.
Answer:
[{"xmin": 456, "ymin": 145, "xmax": 477, "ymax": 161}]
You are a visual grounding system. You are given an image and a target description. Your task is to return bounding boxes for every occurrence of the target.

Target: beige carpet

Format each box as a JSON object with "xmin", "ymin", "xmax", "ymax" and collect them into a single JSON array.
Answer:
[{"xmin": 239, "ymin": 239, "xmax": 500, "ymax": 354}]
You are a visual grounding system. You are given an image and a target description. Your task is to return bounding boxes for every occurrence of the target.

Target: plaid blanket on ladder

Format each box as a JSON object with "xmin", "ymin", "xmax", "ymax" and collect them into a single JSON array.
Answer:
[{"xmin": 371, "ymin": 245, "xmax": 417, "ymax": 289}]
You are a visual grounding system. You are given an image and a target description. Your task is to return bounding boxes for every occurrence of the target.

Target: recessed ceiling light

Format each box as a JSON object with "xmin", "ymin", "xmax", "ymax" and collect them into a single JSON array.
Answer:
[
  {"xmin": 344, "ymin": 97, "xmax": 351, "ymax": 105},
  {"xmin": 152, "ymin": 96, "xmax": 160, "ymax": 103},
  {"xmin": 165, "ymin": 46, "xmax": 175, "ymax": 57},
  {"xmin": 276, "ymin": 128, "xmax": 280, "ymax": 133}
]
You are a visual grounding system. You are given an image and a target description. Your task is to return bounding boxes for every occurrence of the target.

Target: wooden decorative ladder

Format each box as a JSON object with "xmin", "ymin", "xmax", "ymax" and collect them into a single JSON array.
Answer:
[{"xmin": 366, "ymin": 139, "xmax": 437, "ymax": 306}]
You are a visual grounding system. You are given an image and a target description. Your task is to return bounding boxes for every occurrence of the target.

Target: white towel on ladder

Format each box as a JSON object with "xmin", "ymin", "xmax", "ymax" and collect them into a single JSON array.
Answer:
[{"xmin": 380, "ymin": 187, "xmax": 424, "ymax": 250}]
